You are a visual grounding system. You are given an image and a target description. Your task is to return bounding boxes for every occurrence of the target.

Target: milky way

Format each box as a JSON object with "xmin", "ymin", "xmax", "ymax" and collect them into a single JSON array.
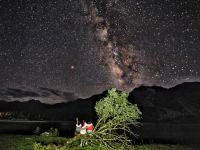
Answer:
[
  {"xmin": 80, "ymin": 0, "xmax": 142, "ymax": 91},
  {"xmin": 81, "ymin": 0, "xmax": 200, "ymax": 90},
  {"xmin": 0, "ymin": 0, "xmax": 200, "ymax": 103}
]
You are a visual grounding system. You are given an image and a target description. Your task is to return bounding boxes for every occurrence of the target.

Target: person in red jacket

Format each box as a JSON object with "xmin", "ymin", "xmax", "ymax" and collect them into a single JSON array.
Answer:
[{"xmin": 86, "ymin": 121, "xmax": 94, "ymax": 136}]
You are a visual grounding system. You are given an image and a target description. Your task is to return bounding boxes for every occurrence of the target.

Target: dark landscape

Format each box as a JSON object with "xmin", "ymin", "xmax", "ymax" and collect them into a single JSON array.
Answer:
[{"xmin": 1, "ymin": 82, "xmax": 200, "ymax": 143}]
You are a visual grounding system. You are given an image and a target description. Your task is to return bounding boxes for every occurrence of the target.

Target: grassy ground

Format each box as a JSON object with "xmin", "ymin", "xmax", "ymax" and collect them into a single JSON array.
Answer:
[{"xmin": 0, "ymin": 134, "xmax": 199, "ymax": 150}]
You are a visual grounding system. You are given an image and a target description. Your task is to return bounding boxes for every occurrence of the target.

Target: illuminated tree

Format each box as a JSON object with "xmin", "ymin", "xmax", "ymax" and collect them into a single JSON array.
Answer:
[{"xmin": 92, "ymin": 88, "xmax": 142, "ymax": 149}]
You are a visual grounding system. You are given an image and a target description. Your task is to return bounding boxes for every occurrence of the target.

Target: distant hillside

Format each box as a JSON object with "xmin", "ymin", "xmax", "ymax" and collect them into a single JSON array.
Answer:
[
  {"xmin": 129, "ymin": 82, "xmax": 200, "ymax": 123},
  {"xmin": 0, "ymin": 82, "xmax": 200, "ymax": 123},
  {"xmin": 0, "ymin": 91, "xmax": 106, "ymax": 122}
]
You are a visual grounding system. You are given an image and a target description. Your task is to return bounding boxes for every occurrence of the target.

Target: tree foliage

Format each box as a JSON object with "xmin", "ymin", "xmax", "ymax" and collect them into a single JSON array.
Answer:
[{"xmin": 91, "ymin": 88, "xmax": 142, "ymax": 149}]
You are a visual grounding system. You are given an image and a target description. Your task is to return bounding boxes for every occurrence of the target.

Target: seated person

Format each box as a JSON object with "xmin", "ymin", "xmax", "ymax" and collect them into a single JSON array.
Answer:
[
  {"xmin": 80, "ymin": 120, "xmax": 87, "ymax": 135},
  {"xmin": 86, "ymin": 121, "xmax": 94, "ymax": 135}
]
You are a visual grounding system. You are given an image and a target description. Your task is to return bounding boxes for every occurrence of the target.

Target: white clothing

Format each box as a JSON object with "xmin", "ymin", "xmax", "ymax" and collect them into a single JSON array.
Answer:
[{"xmin": 80, "ymin": 124, "xmax": 87, "ymax": 135}]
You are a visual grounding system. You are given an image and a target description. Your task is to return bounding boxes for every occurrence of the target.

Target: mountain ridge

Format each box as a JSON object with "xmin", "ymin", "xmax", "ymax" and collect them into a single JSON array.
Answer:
[{"xmin": 0, "ymin": 82, "xmax": 200, "ymax": 123}]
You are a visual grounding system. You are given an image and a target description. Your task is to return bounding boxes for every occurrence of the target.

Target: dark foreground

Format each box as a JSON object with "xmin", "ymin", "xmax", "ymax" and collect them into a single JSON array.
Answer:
[
  {"xmin": 0, "ymin": 134, "xmax": 199, "ymax": 150},
  {"xmin": 1, "ymin": 120, "xmax": 200, "ymax": 144}
]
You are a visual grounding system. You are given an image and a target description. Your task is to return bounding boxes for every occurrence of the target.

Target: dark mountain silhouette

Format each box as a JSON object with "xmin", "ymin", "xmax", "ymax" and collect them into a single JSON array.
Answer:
[
  {"xmin": 0, "ymin": 82, "xmax": 200, "ymax": 123},
  {"xmin": 0, "ymin": 87, "xmax": 78, "ymax": 103},
  {"xmin": 129, "ymin": 82, "xmax": 200, "ymax": 123},
  {"xmin": 0, "ymin": 91, "xmax": 107, "ymax": 122}
]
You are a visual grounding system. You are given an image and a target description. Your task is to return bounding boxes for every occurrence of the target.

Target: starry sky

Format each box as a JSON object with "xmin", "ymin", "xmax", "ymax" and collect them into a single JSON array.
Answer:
[{"xmin": 0, "ymin": 0, "xmax": 200, "ymax": 103}]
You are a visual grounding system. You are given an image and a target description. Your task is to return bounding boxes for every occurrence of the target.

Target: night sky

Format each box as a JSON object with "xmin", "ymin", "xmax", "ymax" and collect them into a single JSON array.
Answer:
[{"xmin": 0, "ymin": 0, "xmax": 200, "ymax": 103}]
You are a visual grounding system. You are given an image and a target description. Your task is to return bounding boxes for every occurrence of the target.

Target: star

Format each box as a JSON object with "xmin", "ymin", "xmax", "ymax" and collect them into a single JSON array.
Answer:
[{"xmin": 71, "ymin": 65, "xmax": 75, "ymax": 69}]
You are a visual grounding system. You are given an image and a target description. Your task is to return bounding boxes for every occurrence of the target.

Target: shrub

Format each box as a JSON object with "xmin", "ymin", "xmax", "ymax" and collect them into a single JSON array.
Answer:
[
  {"xmin": 33, "ymin": 126, "xmax": 41, "ymax": 135},
  {"xmin": 40, "ymin": 128, "xmax": 59, "ymax": 137},
  {"xmin": 91, "ymin": 88, "xmax": 142, "ymax": 149}
]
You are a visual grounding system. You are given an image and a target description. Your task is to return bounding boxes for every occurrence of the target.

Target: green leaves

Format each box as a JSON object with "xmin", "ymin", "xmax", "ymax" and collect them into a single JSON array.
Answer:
[
  {"xmin": 95, "ymin": 88, "xmax": 141, "ymax": 124},
  {"xmin": 93, "ymin": 88, "xmax": 142, "ymax": 149}
]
